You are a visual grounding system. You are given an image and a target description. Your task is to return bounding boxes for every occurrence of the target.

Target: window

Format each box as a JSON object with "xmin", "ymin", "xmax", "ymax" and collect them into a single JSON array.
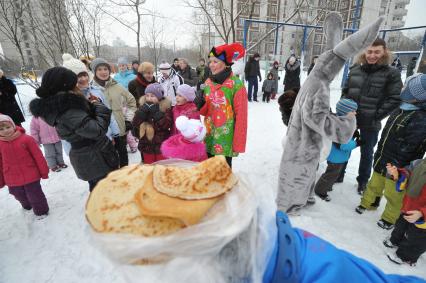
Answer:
[
  {"xmin": 253, "ymin": 4, "xmax": 260, "ymax": 15},
  {"xmin": 270, "ymin": 5, "xmax": 277, "ymax": 16},
  {"xmin": 26, "ymin": 50, "xmax": 32, "ymax": 56},
  {"xmin": 25, "ymin": 42, "xmax": 30, "ymax": 48}
]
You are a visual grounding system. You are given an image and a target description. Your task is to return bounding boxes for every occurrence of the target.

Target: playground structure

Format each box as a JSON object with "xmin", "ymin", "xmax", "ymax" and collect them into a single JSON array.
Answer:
[{"xmin": 242, "ymin": 17, "xmax": 426, "ymax": 87}]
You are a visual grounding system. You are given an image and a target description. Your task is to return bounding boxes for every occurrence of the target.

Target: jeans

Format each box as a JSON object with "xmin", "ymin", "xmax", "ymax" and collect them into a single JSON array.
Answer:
[
  {"xmin": 357, "ymin": 129, "xmax": 379, "ymax": 186},
  {"xmin": 247, "ymin": 76, "xmax": 258, "ymax": 101}
]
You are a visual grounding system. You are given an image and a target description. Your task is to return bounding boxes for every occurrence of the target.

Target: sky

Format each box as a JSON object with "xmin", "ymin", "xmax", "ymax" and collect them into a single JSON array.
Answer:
[{"xmin": 103, "ymin": 0, "xmax": 426, "ymax": 49}]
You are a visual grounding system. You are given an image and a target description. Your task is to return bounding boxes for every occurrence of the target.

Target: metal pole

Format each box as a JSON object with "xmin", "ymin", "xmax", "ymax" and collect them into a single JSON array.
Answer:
[
  {"xmin": 382, "ymin": 31, "xmax": 387, "ymax": 40},
  {"xmin": 301, "ymin": 27, "xmax": 308, "ymax": 67},
  {"xmin": 243, "ymin": 19, "xmax": 249, "ymax": 50},
  {"xmin": 274, "ymin": 24, "xmax": 279, "ymax": 56}
]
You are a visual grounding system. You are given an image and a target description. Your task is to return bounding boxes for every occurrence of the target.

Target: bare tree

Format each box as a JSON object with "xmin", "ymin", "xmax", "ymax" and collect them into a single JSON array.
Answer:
[
  {"xmin": 142, "ymin": 12, "xmax": 166, "ymax": 71},
  {"xmin": 0, "ymin": 1, "xmax": 27, "ymax": 65},
  {"xmin": 97, "ymin": 0, "xmax": 152, "ymax": 61},
  {"xmin": 184, "ymin": 0, "xmax": 258, "ymax": 44}
]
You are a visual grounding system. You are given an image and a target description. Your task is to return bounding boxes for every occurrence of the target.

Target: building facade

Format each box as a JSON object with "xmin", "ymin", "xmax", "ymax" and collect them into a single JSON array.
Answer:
[{"xmin": 208, "ymin": 0, "xmax": 411, "ymax": 66}]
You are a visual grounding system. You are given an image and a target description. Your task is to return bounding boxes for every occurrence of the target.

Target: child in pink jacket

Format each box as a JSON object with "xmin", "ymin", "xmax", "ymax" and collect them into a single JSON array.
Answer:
[
  {"xmin": 171, "ymin": 84, "xmax": 200, "ymax": 135},
  {"xmin": 30, "ymin": 117, "xmax": 67, "ymax": 172},
  {"xmin": 0, "ymin": 115, "xmax": 49, "ymax": 217}
]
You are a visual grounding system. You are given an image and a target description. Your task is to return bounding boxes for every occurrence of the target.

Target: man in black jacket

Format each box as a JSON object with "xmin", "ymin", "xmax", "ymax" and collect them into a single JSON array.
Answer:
[
  {"xmin": 244, "ymin": 53, "xmax": 262, "ymax": 102},
  {"xmin": 0, "ymin": 70, "xmax": 25, "ymax": 126},
  {"xmin": 342, "ymin": 38, "xmax": 402, "ymax": 194}
]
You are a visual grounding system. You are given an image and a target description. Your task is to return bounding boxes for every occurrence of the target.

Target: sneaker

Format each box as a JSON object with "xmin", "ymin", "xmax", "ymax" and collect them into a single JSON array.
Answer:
[
  {"xmin": 387, "ymin": 251, "xmax": 416, "ymax": 266},
  {"xmin": 50, "ymin": 166, "xmax": 61, "ymax": 172},
  {"xmin": 383, "ymin": 237, "xmax": 397, "ymax": 249},
  {"xmin": 307, "ymin": 196, "xmax": 316, "ymax": 205},
  {"xmin": 355, "ymin": 205, "xmax": 366, "ymax": 214},
  {"xmin": 377, "ymin": 219, "xmax": 394, "ymax": 230},
  {"xmin": 315, "ymin": 192, "xmax": 331, "ymax": 202},
  {"xmin": 58, "ymin": 164, "xmax": 68, "ymax": 169}
]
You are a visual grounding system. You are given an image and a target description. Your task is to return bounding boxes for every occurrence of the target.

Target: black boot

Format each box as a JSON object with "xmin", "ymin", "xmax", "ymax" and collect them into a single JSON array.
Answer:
[{"xmin": 371, "ymin": 196, "xmax": 381, "ymax": 208}]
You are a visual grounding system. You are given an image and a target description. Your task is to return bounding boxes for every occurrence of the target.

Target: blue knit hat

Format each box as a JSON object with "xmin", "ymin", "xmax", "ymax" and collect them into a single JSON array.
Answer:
[
  {"xmin": 336, "ymin": 98, "xmax": 358, "ymax": 116},
  {"xmin": 401, "ymin": 74, "xmax": 426, "ymax": 102}
]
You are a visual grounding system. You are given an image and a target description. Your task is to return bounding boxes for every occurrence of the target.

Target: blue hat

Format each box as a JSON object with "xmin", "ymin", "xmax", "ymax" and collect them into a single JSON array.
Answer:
[
  {"xmin": 336, "ymin": 98, "xmax": 358, "ymax": 116},
  {"xmin": 401, "ymin": 74, "xmax": 426, "ymax": 102}
]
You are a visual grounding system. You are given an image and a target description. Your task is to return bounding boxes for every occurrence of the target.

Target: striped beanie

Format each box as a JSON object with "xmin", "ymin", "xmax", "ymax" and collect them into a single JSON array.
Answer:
[
  {"xmin": 401, "ymin": 74, "xmax": 426, "ymax": 102},
  {"xmin": 336, "ymin": 98, "xmax": 358, "ymax": 116}
]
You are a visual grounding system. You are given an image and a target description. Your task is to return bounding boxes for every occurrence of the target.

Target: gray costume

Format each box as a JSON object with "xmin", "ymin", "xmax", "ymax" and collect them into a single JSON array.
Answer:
[{"xmin": 276, "ymin": 13, "xmax": 384, "ymax": 212}]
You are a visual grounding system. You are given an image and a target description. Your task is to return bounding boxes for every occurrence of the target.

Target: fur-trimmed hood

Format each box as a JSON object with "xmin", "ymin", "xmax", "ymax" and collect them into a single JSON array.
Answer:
[
  {"xmin": 138, "ymin": 96, "xmax": 172, "ymax": 113},
  {"xmin": 29, "ymin": 91, "xmax": 91, "ymax": 126},
  {"xmin": 355, "ymin": 49, "xmax": 392, "ymax": 66}
]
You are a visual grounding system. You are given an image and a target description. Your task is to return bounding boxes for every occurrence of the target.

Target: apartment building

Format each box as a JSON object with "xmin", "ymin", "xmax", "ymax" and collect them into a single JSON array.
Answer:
[
  {"xmin": 0, "ymin": 0, "xmax": 71, "ymax": 70},
  {"xmin": 210, "ymin": 0, "xmax": 411, "ymax": 64}
]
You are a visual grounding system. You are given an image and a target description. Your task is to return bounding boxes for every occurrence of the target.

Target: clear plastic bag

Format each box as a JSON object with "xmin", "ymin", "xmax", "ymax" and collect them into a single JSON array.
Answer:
[{"xmin": 89, "ymin": 159, "xmax": 276, "ymax": 283}]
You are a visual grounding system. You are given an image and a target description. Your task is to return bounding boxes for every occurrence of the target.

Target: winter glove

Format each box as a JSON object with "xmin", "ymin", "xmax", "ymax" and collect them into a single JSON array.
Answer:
[
  {"xmin": 125, "ymin": 120, "xmax": 133, "ymax": 132},
  {"xmin": 353, "ymin": 130, "xmax": 360, "ymax": 140},
  {"xmin": 152, "ymin": 111, "xmax": 165, "ymax": 122},
  {"xmin": 141, "ymin": 103, "xmax": 152, "ymax": 113},
  {"xmin": 355, "ymin": 138, "xmax": 363, "ymax": 147},
  {"xmin": 148, "ymin": 104, "xmax": 160, "ymax": 114}
]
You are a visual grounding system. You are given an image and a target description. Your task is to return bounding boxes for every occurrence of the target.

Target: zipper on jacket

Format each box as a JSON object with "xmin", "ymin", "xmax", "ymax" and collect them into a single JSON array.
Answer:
[{"xmin": 373, "ymin": 111, "xmax": 414, "ymax": 170}]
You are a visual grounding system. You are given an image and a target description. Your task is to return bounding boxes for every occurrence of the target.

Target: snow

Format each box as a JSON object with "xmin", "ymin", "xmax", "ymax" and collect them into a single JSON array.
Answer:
[{"xmin": 0, "ymin": 73, "xmax": 425, "ymax": 283}]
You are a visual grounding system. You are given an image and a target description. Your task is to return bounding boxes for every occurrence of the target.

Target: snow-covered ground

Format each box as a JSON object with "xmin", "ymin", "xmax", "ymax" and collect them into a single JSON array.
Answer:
[{"xmin": 0, "ymin": 72, "xmax": 425, "ymax": 282}]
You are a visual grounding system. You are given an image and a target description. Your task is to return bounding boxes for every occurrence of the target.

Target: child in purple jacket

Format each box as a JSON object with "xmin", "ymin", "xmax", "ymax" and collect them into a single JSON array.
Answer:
[{"xmin": 30, "ymin": 117, "xmax": 67, "ymax": 172}]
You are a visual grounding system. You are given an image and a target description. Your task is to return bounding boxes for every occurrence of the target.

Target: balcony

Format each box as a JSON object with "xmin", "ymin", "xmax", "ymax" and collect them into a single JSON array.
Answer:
[
  {"xmin": 395, "ymin": 0, "xmax": 410, "ymax": 4},
  {"xmin": 393, "ymin": 8, "xmax": 408, "ymax": 16}
]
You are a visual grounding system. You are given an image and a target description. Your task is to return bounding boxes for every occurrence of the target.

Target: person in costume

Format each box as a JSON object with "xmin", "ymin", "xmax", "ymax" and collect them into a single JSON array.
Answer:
[{"xmin": 200, "ymin": 42, "xmax": 248, "ymax": 168}]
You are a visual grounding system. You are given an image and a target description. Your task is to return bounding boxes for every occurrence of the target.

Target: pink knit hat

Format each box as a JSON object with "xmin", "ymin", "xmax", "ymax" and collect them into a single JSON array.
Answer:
[
  {"xmin": 0, "ymin": 114, "xmax": 16, "ymax": 129},
  {"xmin": 177, "ymin": 84, "xmax": 196, "ymax": 102}
]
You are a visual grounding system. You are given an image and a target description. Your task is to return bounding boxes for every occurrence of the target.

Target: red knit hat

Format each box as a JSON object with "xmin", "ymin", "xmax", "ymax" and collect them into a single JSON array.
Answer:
[{"xmin": 209, "ymin": 43, "xmax": 245, "ymax": 66}]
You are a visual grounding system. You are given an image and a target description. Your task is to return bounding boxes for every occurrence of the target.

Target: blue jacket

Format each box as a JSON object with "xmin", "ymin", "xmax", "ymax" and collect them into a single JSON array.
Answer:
[
  {"xmin": 263, "ymin": 211, "xmax": 425, "ymax": 283},
  {"xmin": 114, "ymin": 70, "xmax": 136, "ymax": 89},
  {"xmin": 327, "ymin": 139, "xmax": 357, "ymax": 164}
]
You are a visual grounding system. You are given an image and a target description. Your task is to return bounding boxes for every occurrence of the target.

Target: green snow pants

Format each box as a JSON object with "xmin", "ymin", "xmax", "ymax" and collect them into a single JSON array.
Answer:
[{"xmin": 360, "ymin": 172, "xmax": 404, "ymax": 224}]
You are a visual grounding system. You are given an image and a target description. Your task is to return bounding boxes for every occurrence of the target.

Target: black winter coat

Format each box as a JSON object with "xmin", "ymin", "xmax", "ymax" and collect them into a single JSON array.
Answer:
[
  {"xmin": 29, "ymin": 92, "xmax": 118, "ymax": 181},
  {"xmin": 244, "ymin": 58, "xmax": 261, "ymax": 79},
  {"xmin": 179, "ymin": 65, "xmax": 198, "ymax": 87},
  {"xmin": 284, "ymin": 61, "xmax": 300, "ymax": 91},
  {"xmin": 342, "ymin": 64, "xmax": 402, "ymax": 131},
  {"xmin": 373, "ymin": 108, "xmax": 426, "ymax": 176},
  {"xmin": 128, "ymin": 74, "xmax": 156, "ymax": 106},
  {"xmin": 0, "ymin": 77, "xmax": 25, "ymax": 125}
]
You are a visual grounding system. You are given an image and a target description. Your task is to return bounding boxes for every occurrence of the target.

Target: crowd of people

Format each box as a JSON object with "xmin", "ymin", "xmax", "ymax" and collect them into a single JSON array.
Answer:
[{"xmin": 0, "ymin": 27, "xmax": 425, "ymax": 280}]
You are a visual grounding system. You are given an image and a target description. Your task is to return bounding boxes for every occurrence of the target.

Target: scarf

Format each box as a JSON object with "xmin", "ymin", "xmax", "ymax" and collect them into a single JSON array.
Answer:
[
  {"xmin": 209, "ymin": 67, "xmax": 232, "ymax": 84},
  {"xmin": 94, "ymin": 77, "xmax": 107, "ymax": 87},
  {"xmin": 0, "ymin": 129, "xmax": 22, "ymax": 142},
  {"xmin": 406, "ymin": 159, "xmax": 426, "ymax": 198},
  {"xmin": 400, "ymin": 102, "xmax": 420, "ymax": 111},
  {"xmin": 136, "ymin": 73, "xmax": 155, "ymax": 86}
]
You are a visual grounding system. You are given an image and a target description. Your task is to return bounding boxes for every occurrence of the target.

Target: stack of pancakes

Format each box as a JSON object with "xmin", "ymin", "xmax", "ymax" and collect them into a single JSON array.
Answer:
[{"xmin": 85, "ymin": 156, "xmax": 238, "ymax": 237}]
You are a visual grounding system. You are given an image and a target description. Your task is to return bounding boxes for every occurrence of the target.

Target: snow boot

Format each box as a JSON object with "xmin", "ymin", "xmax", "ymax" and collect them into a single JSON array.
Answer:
[
  {"xmin": 377, "ymin": 219, "xmax": 394, "ymax": 230},
  {"xmin": 383, "ymin": 237, "xmax": 397, "ymax": 249},
  {"xmin": 387, "ymin": 251, "xmax": 416, "ymax": 266},
  {"xmin": 315, "ymin": 192, "xmax": 331, "ymax": 202},
  {"xmin": 355, "ymin": 205, "xmax": 366, "ymax": 214}
]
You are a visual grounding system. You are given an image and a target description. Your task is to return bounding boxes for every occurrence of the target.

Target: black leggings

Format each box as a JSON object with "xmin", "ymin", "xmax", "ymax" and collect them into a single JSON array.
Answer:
[{"xmin": 114, "ymin": 135, "xmax": 129, "ymax": 167}]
